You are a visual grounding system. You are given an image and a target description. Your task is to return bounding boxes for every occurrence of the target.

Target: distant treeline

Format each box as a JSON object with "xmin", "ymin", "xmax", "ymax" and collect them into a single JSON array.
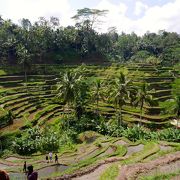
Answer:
[{"xmin": 0, "ymin": 9, "xmax": 180, "ymax": 66}]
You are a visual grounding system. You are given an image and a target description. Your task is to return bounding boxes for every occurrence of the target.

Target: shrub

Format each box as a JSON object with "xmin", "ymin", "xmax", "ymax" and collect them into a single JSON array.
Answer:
[
  {"xmin": 157, "ymin": 128, "xmax": 180, "ymax": 142},
  {"xmin": 77, "ymin": 131, "xmax": 100, "ymax": 143},
  {"xmin": 40, "ymin": 131, "xmax": 60, "ymax": 152},
  {"xmin": 121, "ymin": 125, "xmax": 150, "ymax": 141},
  {"xmin": 13, "ymin": 137, "xmax": 39, "ymax": 155}
]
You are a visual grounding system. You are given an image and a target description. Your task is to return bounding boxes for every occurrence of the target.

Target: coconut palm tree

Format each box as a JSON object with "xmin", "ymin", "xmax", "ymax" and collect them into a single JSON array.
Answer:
[
  {"xmin": 160, "ymin": 96, "xmax": 180, "ymax": 128},
  {"xmin": 16, "ymin": 44, "xmax": 32, "ymax": 83},
  {"xmin": 109, "ymin": 72, "xmax": 132, "ymax": 126},
  {"xmin": 91, "ymin": 79, "xmax": 104, "ymax": 114},
  {"xmin": 56, "ymin": 70, "xmax": 82, "ymax": 113},
  {"xmin": 135, "ymin": 82, "xmax": 153, "ymax": 122}
]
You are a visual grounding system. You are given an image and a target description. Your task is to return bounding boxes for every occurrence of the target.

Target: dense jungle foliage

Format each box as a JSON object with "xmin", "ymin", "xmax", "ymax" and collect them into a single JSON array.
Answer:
[{"xmin": 0, "ymin": 8, "xmax": 180, "ymax": 66}]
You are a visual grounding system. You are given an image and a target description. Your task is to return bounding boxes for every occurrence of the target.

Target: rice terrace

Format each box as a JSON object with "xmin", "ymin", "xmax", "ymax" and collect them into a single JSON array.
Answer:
[{"xmin": 0, "ymin": 1, "xmax": 180, "ymax": 180}]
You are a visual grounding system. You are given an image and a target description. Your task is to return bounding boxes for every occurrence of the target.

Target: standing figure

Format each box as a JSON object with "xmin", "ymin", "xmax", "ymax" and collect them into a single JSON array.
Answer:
[
  {"xmin": 55, "ymin": 154, "xmax": 58, "ymax": 164},
  {"xmin": 46, "ymin": 155, "xmax": 49, "ymax": 163},
  {"xmin": 49, "ymin": 152, "xmax": 53, "ymax": 162},
  {"xmin": 27, "ymin": 165, "xmax": 38, "ymax": 180},
  {"xmin": 23, "ymin": 161, "xmax": 27, "ymax": 172}
]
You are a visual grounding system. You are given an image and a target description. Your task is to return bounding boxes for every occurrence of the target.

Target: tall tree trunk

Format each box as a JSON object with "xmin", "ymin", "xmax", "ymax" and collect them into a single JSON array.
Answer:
[
  {"xmin": 96, "ymin": 97, "xmax": 99, "ymax": 114},
  {"xmin": 118, "ymin": 106, "xmax": 122, "ymax": 127},
  {"xmin": 23, "ymin": 63, "xmax": 27, "ymax": 83},
  {"xmin": 120, "ymin": 106, "xmax": 122, "ymax": 127},
  {"xmin": 139, "ymin": 101, "xmax": 144, "ymax": 127}
]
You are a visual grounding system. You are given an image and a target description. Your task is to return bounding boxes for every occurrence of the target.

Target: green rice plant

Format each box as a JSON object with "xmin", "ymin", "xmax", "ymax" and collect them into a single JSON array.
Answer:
[{"xmin": 100, "ymin": 163, "xmax": 119, "ymax": 180}]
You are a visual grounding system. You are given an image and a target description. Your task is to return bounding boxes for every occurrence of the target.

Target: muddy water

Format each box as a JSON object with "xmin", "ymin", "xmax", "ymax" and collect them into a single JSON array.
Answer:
[
  {"xmin": 0, "ymin": 163, "xmax": 9, "ymax": 170},
  {"xmin": 5, "ymin": 157, "xmax": 28, "ymax": 162},
  {"xmin": 9, "ymin": 164, "xmax": 68, "ymax": 179},
  {"xmin": 159, "ymin": 145, "xmax": 172, "ymax": 151},
  {"xmin": 98, "ymin": 147, "xmax": 115, "ymax": 157},
  {"xmin": 126, "ymin": 144, "xmax": 144, "ymax": 156},
  {"xmin": 114, "ymin": 140, "xmax": 128, "ymax": 146}
]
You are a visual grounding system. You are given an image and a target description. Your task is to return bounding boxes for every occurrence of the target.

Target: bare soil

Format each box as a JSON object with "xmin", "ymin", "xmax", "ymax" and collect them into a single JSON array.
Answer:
[
  {"xmin": 0, "ymin": 163, "xmax": 9, "ymax": 170},
  {"xmin": 139, "ymin": 160, "xmax": 180, "ymax": 179},
  {"xmin": 118, "ymin": 151, "xmax": 180, "ymax": 180},
  {"xmin": 114, "ymin": 140, "xmax": 128, "ymax": 146},
  {"xmin": 159, "ymin": 145, "xmax": 172, "ymax": 151},
  {"xmin": 98, "ymin": 147, "xmax": 115, "ymax": 158},
  {"xmin": 5, "ymin": 157, "xmax": 28, "ymax": 162},
  {"xmin": 171, "ymin": 175, "xmax": 180, "ymax": 180}
]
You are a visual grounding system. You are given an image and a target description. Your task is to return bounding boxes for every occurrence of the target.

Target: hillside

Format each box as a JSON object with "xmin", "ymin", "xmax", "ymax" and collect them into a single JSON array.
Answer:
[{"xmin": 0, "ymin": 63, "xmax": 179, "ymax": 179}]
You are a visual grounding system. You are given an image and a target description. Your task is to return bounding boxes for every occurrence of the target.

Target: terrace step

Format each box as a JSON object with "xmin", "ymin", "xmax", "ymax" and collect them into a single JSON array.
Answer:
[
  {"xmin": 123, "ymin": 114, "xmax": 170, "ymax": 125},
  {"xmin": 144, "ymin": 77, "xmax": 174, "ymax": 83},
  {"xmin": 122, "ymin": 110, "xmax": 174, "ymax": 121},
  {"xmin": 31, "ymin": 104, "xmax": 62, "ymax": 125},
  {"xmin": 154, "ymin": 95, "xmax": 173, "ymax": 102},
  {"xmin": 0, "ymin": 75, "xmax": 56, "ymax": 81},
  {"xmin": 150, "ymin": 89, "xmax": 172, "ymax": 98},
  {"xmin": 38, "ymin": 108, "xmax": 63, "ymax": 126}
]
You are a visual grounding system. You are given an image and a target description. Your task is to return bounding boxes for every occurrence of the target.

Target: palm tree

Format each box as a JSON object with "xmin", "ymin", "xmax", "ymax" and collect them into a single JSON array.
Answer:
[
  {"xmin": 56, "ymin": 70, "xmax": 82, "ymax": 113},
  {"xmin": 91, "ymin": 79, "xmax": 104, "ymax": 114},
  {"xmin": 16, "ymin": 44, "xmax": 31, "ymax": 82},
  {"xmin": 135, "ymin": 83, "xmax": 153, "ymax": 121},
  {"xmin": 109, "ymin": 72, "xmax": 132, "ymax": 126},
  {"xmin": 160, "ymin": 96, "xmax": 180, "ymax": 128}
]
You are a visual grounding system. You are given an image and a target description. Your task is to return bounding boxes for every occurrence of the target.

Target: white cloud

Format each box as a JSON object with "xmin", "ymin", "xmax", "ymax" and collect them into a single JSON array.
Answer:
[
  {"xmin": 0, "ymin": 0, "xmax": 74, "ymax": 26},
  {"xmin": 134, "ymin": 1, "xmax": 148, "ymax": 16},
  {"xmin": 95, "ymin": 0, "xmax": 180, "ymax": 35},
  {"xmin": 95, "ymin": 0, "xmax": 132, "ymax": 33},
  {"xmin": 0, "ymin": 0, "xmax": 180, "ymax": 35},
  {"xmin": 134, "ymin": 0, "xmax": 180, "ymax": 35}
]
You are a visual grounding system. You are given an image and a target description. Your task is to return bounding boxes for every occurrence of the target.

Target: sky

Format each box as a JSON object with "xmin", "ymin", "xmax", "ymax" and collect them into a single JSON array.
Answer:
[{"xmin": 0, "ymin": 0, "xmax": 180, "ymax": 35}]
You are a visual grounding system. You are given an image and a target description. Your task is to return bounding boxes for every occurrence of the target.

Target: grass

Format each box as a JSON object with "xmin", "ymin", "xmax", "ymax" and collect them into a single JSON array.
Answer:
[
  {"xmin": 99, "ymin": 163, "xmax": 119, "ymax": 180},
  {"xmin": 0, "ymin": 69, "xmax": 7, "ymax": 76},
  {"xmin": 122, "ymin": 142, "xmax": 160, "ymax": 165},
  {"xmin": 99, "ymin": 141, "xmax": 160, "ymax": 180},
  {"xmin": 0, "ymin": 64, "xmax": 179, "ymax": 179},
  {"xmin": 0, "ymin": 64, "xmax": 177, "ymax": 127},
  {"xmin": 32, "ymin": 104, "xmax": 60, "ymax": 122},
  {"xmin": 107, "ymin": 145, "xmax": 127, "ymax": 157}
]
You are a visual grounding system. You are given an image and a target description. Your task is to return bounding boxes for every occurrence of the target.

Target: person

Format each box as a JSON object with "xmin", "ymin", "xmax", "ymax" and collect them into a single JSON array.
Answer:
[
  {"xmin": 49, "ymin": 152, "xmax": 52, "ymax": 162},
  {"xmin": 46, "ymin": 154, "xmax": 49, "ymax": 163},
  {"xmin": 23, "ymin": 161, "xmax": 27, "ymax": 172},
  {"xmin": 27, "ymin": 165, "xmax": 38, "ymax": 180},
  {"xmin": 55, "ymin": 154, "xmax": 58, "ymax": 164},
  {"xmin": 0, "ymin": 170, "xmax": 10, "ymax": 180}
]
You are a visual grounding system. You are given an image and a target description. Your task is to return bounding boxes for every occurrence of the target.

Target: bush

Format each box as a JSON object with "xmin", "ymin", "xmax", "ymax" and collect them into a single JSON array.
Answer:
[
  {"xmin": 77, "ymin": 131, "xmax": 100, "ymax": 143},
  {"xmin": 157, "ymin": 128, "xmax": 180, "ymax": 142},
  {"xmin": 121, "ymin": 125, "xmax": 144, "ymax": 141},
  {"xmin": 13, "ymin": 137, "xmax": 39, "ymax": 155},
  {"xmin": 40, "ymin": 131, "xmax": 60, "ymax": 152}
]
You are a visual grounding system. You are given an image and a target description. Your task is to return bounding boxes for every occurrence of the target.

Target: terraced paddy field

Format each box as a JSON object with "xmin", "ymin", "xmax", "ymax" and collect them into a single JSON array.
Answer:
[
  {"xmin": 0, "ymin": 134, "xmax": 179, "ymax": 179},
  {"xmin": 0, "ymin": 63, "xmax": 179, "ymax": 179},
  {"xmin": 0, "ymin": 63, "xmax": 179, "ymax": 130}
]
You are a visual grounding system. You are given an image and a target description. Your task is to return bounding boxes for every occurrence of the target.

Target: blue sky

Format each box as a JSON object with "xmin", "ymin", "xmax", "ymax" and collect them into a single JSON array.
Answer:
[{"xmin": 0, "ymin": 0, "xmax": 179, "ymax": 35}]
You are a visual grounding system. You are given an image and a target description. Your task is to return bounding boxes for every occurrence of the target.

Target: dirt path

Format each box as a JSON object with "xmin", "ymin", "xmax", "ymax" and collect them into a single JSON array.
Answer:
[
  {"xmin": 56, "ymin": 157, "xmax": 127, "ymax": 180},
  {"xmin": 171, "ymin": 175, "xmax": 180, "ymax": 180},
  {"xmin": 139, "ymin": 160, "xmax": 180, "ymax": 179},
  {"xmin": 118, "ymin": 151, "xmax": 180, "ymax": 180},
  {"xmin": 54, "ymin": 144, "xmax": 146, "ymax": 180},
  {"xmin": 72, "ymin": 162, "xmax": 116, "ymax": 180},
  {"xmin": 0, "ymin": 163, "xmax": 9, "ymax": 170}
]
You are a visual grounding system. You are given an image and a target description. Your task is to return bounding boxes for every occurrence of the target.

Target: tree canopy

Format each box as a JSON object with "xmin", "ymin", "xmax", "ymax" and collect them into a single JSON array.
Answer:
[{"xmin": 0, "ymin": 8, "xmax": 180, "ymax": 66}]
